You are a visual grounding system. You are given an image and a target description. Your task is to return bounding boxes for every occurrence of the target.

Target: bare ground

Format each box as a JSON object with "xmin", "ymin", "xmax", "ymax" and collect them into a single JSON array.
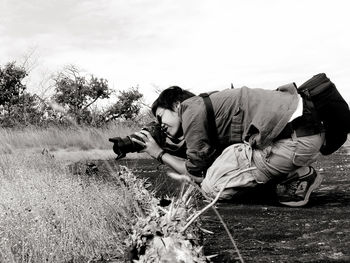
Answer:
[
  {"xmin": 200, "ymin": 151, "xmax": 350, "ymax": 263},
  {"xmin": 77, "ymin": 151, "xmax": 349, "ymax": 263}
]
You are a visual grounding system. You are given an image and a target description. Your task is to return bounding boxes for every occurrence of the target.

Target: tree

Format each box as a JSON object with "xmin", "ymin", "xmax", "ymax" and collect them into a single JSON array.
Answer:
[
  {"xmin": 9, "ymin": 93, "xmax": 44, "ymax": 126},
  {"xmin": 0, "ymin": 62, "xmax": 27, "ymax": 106},
  {"xmin": 52, "ymin": 65, "xmax": 111, "ymax": 124},
  {"xmin": 103, "ymin": 87, "xmax": 143, "ymax": 123},
  {"xmin": 0, "ymin": 62, "xmax": 44, "ymax": 126}
]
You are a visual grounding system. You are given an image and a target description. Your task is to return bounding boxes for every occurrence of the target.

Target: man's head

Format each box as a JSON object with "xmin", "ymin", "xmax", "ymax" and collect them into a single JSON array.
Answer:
[
  {"xmin": 151, "ymin": 86, "xmax": 195, "ymax": 115},
  {"xmin": 152, "ymin": 86, "xmax": 195, "ymax": 138}
]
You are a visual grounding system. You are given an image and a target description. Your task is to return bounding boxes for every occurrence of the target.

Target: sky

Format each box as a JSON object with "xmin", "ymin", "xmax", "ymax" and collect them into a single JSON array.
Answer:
[{"xmin": 1, "ymin": 0, "xmax": 350, "ymax": 105}]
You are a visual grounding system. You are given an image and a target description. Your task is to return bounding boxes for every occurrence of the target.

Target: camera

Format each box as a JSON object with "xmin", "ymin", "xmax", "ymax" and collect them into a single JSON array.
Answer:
[{"xmin": 109, "ymin": 121, "xmax": 167, "ymax": 160}]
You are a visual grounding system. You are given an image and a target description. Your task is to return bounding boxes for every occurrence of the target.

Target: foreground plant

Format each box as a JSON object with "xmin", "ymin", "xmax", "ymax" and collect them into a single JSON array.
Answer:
[{"xmin": 126, "ymin": 185, "xmax": 208, "ymax": 263}]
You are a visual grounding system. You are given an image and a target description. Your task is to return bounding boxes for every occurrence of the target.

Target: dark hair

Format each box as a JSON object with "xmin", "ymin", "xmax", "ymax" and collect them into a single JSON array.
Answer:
[{"xmin": 151, "ymin": 86, "xmax": 195, "ymax": 116}]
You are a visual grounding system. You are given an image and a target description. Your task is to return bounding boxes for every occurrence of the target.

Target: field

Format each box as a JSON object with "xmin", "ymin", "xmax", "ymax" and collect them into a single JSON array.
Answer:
[
  {"xmin": 1, "ymin": 126, "xmax": 349, "ymax": 262},
  {"xmin": 0, "ymin": 125, "xmax": 149, "ymax": 262}
]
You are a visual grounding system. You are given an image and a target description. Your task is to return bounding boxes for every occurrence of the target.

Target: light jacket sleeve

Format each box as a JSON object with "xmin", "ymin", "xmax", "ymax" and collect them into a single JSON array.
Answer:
[{"xmin": 180, "ymin": 97, "xmax": 218, "ymax": 176}]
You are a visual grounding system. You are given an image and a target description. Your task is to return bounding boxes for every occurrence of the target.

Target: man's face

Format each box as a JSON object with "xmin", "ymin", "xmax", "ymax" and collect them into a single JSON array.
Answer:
[{"xmin": 155, "ymin": 106, "xmax": 181, "ymax": 138}]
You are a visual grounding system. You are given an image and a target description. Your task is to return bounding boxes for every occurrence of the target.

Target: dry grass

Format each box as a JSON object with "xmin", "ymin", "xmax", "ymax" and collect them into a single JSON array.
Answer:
[
  {"xmin": 0, "ymin": 123, "xmax": 139, "ymax": 154},
  {"xmin": 0, "ymin": 123, "xmax": 146, "ymax": 163},
  {"xmin": 0, "ymin": 150, "xmax": 149, "ymax": 262}
]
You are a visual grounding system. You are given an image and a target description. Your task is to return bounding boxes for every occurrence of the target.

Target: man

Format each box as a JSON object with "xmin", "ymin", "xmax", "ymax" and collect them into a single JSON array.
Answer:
[{"xmin": 132, "ymin": 83, "xmax": 325, "ymax": 207}]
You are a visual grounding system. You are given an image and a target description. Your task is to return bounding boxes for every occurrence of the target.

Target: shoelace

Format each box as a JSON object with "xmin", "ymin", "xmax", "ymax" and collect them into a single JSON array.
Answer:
[{"xmin": 278, "ymin": 180, "xmax": 300, "ymax": 196}]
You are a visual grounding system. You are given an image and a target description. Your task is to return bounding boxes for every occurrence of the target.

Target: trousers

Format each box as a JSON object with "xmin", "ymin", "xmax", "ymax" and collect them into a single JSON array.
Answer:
[{"xmin": 201, "ymin": 132, "xmax": 325, "ymax": 200}]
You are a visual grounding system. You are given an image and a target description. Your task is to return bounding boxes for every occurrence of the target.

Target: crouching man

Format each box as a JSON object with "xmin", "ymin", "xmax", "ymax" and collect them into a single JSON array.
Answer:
[{"xmin": 132, "ymin": 75, "xmax": 349, "ymax": 207}]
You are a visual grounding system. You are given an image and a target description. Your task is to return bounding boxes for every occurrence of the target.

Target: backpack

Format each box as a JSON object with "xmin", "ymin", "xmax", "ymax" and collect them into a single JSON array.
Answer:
[{"xmin": 297, "ymin": 73, "xmax": 350, "ymax": 155}]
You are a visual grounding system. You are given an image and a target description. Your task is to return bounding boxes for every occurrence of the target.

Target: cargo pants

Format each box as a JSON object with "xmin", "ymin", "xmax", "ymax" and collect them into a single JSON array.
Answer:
[{"xmin": 201, "ymin": 132, "xmax": 325, "ymax": 200}]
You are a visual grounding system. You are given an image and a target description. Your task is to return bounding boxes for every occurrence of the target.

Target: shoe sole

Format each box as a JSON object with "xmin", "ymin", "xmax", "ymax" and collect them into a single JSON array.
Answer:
[{"xmin": 279, "ymin": 171, "xmax": 323, "ymax": 207}]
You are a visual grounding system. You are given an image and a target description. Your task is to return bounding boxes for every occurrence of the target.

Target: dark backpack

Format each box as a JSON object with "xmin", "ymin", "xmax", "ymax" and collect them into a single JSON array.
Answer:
[{"xmin": 297, "ymin": 73, "xmax": 350, "ymax": 155}]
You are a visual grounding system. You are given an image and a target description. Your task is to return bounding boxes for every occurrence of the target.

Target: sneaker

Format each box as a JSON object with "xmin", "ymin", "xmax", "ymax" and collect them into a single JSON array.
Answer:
[{"xmin": 276, "ymin": 167, "xmax": 323, "ymax": 207}]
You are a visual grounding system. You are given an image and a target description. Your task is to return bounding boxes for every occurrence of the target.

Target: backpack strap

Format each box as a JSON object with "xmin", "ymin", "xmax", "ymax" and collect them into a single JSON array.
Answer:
[{"xmin": 199, "ymin": 92, "xmax": 219, "ymax": 147}]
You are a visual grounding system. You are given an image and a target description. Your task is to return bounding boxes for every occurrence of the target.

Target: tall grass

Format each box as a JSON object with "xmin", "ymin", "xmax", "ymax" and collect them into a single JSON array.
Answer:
[
  {"xmin": 0, "ymin": 122, "xmax": 140, "ymax": 153},
  {"xmin": 0, "ymin": 151, "xmax": 150, "ymax": 262}
]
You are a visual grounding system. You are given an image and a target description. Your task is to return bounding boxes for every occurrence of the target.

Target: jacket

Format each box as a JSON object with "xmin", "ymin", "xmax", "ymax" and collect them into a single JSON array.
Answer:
[{"xmin": 179, "ymin": 84, "xmax": 299, "ymax": 176}]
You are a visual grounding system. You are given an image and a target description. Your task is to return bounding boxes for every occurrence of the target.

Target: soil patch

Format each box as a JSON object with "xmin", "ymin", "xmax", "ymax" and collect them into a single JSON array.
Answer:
[{"xmin": 202, "ymin": 153, "xmax": 350, "ymax": 262}]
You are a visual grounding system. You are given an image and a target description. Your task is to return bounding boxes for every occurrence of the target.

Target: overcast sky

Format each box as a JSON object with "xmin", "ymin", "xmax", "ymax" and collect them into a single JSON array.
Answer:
[{"xmin": 1, "ymin": 0, "xmax": 349, "ymax": 105}]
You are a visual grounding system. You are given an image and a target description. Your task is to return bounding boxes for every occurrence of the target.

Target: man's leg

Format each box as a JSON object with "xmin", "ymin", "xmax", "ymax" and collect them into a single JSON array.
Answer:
[
  {"xmin": 253, "ymin": 132, "xmax": 325, "ymax": 206},
  {"xmin": 201, "ymin": 143, "xmax": 264, "ymax": 200}
]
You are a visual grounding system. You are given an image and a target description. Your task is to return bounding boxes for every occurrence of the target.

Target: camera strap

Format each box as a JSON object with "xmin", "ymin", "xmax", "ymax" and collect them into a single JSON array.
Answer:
[{"xmin": 199, "ymin": 92, "xmax": 219, "ymax": 147}]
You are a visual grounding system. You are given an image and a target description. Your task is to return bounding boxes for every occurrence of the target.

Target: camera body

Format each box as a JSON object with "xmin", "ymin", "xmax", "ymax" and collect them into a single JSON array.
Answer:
[{"xmin": 109, "ymin": 121, "xmax": 167, "ymax": 160}]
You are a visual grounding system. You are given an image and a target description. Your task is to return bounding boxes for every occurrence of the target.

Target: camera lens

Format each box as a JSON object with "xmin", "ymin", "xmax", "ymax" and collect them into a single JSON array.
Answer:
[{"xmin": 109, "ymin": 121, "xmax": 166, "ymax": 160}]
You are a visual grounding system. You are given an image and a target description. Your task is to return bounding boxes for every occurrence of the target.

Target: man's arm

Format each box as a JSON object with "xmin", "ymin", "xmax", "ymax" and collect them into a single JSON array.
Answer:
[
  {"xmin": 131, "ymin": 130, "xmax": 203, "ymax": 183},
  {"xmin": 161, "ymin": 153, "xmax": 203, "ymax": 183},
  {"xmin": 180, "ymin": 99, "xmax": 217, "ymax": 176},
  {"xmin": 160, "ymin": 152, "xmax": 186, "ymax": 174}
]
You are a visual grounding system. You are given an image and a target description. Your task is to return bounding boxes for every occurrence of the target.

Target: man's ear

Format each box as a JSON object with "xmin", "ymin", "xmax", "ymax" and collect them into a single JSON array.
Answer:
[{"xmin": 173, "ymin": 102, "xmax": 181, "ymax": 112}]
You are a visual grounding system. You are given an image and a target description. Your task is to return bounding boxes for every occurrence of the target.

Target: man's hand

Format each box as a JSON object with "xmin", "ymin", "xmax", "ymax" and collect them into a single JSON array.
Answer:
[
  {"xmin": 132, "ymin": 130, "xmax": 189, "ymax": 176},
  {"xmin": 131, "ymin": 130, "xmax": 163, "ymax": 159}
]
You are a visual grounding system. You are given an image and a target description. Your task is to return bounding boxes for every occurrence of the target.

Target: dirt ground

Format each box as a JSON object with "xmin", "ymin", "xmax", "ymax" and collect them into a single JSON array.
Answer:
[
  {"xmin": 200, "ymin": 152, "xmax": 350, "ymax": 263},
  {"xmin": 87, "ymin": 150, "xmax": 349, "ymax": 263}
]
